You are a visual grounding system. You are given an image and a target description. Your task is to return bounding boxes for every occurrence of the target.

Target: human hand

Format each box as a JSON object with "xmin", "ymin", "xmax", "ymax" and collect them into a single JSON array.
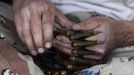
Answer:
[
  {"xmin": 14, "ymin": 0, "xmax": 72, "ymax": 55},
  {"xmin": 71, "ymin": 17, "xmax": 122, "ymax": 60},
  {"xmin": 54, "ymin": 17, "xmax": 123, "ymax": 60}
]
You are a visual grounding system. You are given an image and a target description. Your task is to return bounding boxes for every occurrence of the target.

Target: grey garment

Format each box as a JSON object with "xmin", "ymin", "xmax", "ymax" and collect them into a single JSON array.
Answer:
[
  {"xmin": 90, "ymin": 57, "xmax": 134, "ymax": 75},
  {"xmin": 0, "ymin": 2, "xmax": 13, "ymax": 21},
  {"xmin": 110, "ymin": 46, "xmax": 134, "ymax": 58}
]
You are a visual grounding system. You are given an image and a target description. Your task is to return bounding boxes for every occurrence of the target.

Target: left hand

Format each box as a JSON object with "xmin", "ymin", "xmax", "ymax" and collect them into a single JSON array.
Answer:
[
  {"xmin": 14, "ymin": 0, "xmax": 72, "ymax": 55},
  {"xmin": 53, "ymin": 17, "xmax": 123, "ymax": 60}
]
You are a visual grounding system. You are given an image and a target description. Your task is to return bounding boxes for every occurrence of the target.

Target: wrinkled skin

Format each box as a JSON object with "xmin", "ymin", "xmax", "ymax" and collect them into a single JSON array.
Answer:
[
  {"xmin": 14, "ymin": 0, "xmax": 72, "ymax": 55},
  {"xmin": 0, "ymin": 41, "xmax": 30, "ymax": 75},
  {"xmin": 53, "ymin": 17, "xmax": 123, "ymax": 60}
]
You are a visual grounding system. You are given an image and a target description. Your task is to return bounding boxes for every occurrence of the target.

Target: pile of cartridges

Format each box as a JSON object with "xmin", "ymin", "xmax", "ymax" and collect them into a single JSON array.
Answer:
[
  {"xmin": 36, "ymin": 15, "xmax": 103, "ymax": 75},
  {"xmin": 45, "ymin": 25, "xmax": 101, "ymax": 75}
]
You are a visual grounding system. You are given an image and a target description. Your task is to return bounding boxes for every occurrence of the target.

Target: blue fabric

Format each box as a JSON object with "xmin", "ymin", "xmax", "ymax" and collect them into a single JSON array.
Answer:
[
  {"xmin": 81, "ymin": 68, "xmax": 100, "ymax": 75},
  {"xmin": 81, "ymin": 69, "xmax": 93, "ymax": 75}
]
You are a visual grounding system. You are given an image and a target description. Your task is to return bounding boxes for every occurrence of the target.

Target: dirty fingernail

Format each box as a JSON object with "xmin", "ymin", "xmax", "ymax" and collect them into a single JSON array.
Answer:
[
  {"xmin": 31, "ymin": 51, "xmax": 37, "ymax": 55},
  {"xmin": 56, "ymin": 36, "xmax": 61, "ymax": 40},
  {"xmin": 72, "ymin": 25, "xmax": 80, "ymax": 29},
  {"xmin": 38, "ymin": 48, "xmax": 45, "ymax": 53},
  {"xmin": 45, "ymin": 42, "xmax": 52, "ymax": 48},
  {"xmin": 95, "ymin": 30, "xmax": 102, "ymax": 34},
  {"xmin": 99, "ymin": 40, "xmax": 105, "ymax": 44}
]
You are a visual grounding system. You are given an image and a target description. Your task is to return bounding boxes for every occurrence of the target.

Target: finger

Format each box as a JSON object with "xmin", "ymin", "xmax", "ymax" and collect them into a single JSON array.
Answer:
[
  {"xmin": 56, "ymin": 35, "xmax": 71, "ymax": 44},
  {"xmin": 30, "ymin": 8, "xmax": 44, "ymax": 54},
  {"xmin": 86, "ymin": 45, "xmax": 105, "ymax": 54},
  {"xmin": 55, "ymin": 10, "xmax": 73, "ymax": 29},
  {"xmin": 42, "ymin": 11, "xmax": 54, "ymax": 49},
  {"xmin": 14, "ymin": 13, "xmax": 24, "ymax": 42},
  {"xmin": 84, "ymin": 55, "xmax": 103, "ymax": 60},
  {"xmin": 85, "ymin": 34, "xmax": 105, "ymax": 44},
  {"xmin": 53, "ymin": 43, "xmax": 72, "ymax": 55},
  {"xmin": 72, "ymin": 18, "xmax": 100, "ymax": 30},
  {"xmin": 21, "ymin": 8, "xmax": 37, "ymax": 55},
  {"xmin": 53, "ymin": 39, "xmax": 72, "ymax": 49}
]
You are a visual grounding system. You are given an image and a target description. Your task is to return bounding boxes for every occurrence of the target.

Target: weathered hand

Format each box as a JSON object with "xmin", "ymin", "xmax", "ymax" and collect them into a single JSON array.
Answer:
[
  {"xmin": 54, "ymin": 17, "xmax": 123, "ymax": 60},
  {"xmin": 53, "ymin": 35, "xmax": 72, "ymax": 56},
  {"xmin": 14, "ymin": 0, "xmax": 72, "ymax": 55},
  {"xmin": 71, "ymin": 17, "xmax": 122, "ymax": 60}
]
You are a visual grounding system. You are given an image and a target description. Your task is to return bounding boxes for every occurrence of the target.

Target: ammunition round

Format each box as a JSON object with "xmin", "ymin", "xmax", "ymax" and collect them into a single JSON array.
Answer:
[
  {"xmin": 61, "ymin": 71, "xmax": 67, "ymax": 75},
  {"xmin": 70, "ymin": 30, "xmax": 94, "ymax": 40},
  {"xmin": 70, "ymin": 57, "xmax": 76, "ymax": 61},
  {"xmin": 72, "ymin": 40, "xmax": 98, "ymax": 47},
  {"xmin": 66, "ymin": 65, "xmax": 73, "ymax": 70},
  {"xmin": 71, "ymin": 50, "xmax": 77, "ymax": 55}
]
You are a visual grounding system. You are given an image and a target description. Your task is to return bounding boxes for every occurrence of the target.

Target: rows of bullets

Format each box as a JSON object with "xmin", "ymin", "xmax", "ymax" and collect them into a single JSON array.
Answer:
[{"xmin": 44, "ymin": 25, "xmax": 101, "ymax": 75}]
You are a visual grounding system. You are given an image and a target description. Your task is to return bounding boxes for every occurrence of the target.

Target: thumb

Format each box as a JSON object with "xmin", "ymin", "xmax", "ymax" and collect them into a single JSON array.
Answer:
[
  {"xmin": 55, "ymin": 10, "xmax": 73, "ymax": 29},
  {"xmin": 72, "ymin": 20, "xmax": 99, "ymax": 30}
]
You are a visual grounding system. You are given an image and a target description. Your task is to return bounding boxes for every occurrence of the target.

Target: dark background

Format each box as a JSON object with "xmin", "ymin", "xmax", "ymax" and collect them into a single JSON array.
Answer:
[{"xmin": 1, "ymin": 0, "xmax": 12, "ymax": 5}]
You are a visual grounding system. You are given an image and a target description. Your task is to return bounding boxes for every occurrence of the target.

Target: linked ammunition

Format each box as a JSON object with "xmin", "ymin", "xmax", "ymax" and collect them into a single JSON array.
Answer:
[
  {"xmin": 73, "ymin": 47, "xmax": 85, "ymax": 50},
  {"xmin": 70, "ymin": 57, "xmax": 95, "ymax": 65},
  {"xmin": 54, "ymin": 26, "xmax": 97, "ymax": 41},
  {"xmin": 72, "ymin": 40, "xmax": 98, "ymax": 47},
  {"xmin": 71, "ymin": 50, "xmax": 91, "ymax": 57},
  {"xmin": 66, "ymin": 64, "xmax": 85, "ymax": 70},
  {"xmin": 70, "ymin": 57, "xmax": 90, "ymax": 65},
  {"xmin": 70, "ymin": 30, "xmax": 95, "ymax": 40},
  {"xmin": 73, "ymin": 71, "xmax": 84, "ymax": 75},
  {"xmin": 72, "ymin": 49, "xmax": 103, "ymax": 56},
  {"xmin": 54, "ymin": 26, "xmax": 73, "ymax": 36},
  {"xmin": 52, "ymin": 71, "xmax": 59, "ymax": 75},
  {"xmin": 60, "ymin": 71, "xmax": 67, "ymax": 75},
  {"xmin": 44, "ymin": 71, "xmax": 51, "ymax": 75}
]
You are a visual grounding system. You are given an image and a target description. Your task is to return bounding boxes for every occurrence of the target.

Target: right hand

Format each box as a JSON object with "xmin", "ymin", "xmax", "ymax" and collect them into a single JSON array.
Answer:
[
  {"xmin": 14, "ymin": 0, "xmax": 72, "ymax": 55},
  {"xmin": 53, "ymin": 17, "xmax": 122, "ymax": 61}
]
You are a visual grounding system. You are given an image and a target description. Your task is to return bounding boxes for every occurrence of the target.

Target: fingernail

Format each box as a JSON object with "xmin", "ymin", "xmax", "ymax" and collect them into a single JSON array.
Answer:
[
  {"xmin": 95, "ymin": 30, "xmax": 102, "ymax": 34},
  {"xmin": 45, "ymin": 42, "xmax": 52, "ymax": 48},
  {"xmin": 53, "ymin": 40, "xmax": 56, "ymax": 43},
  {"xmin": 31, "ymin": 51, "xmax": 37, "ymax": 55},
  {"xmin": 38, "ymin": 48, "xmax": 45, "ymax": 54},
  {"xmin": 16, "ymin": 73, "xmax": 19, "ymax": 75},
  {"xmin": 99, "ymin": 40, "xmax": 105, "ymax": 44},
  {"xmin": 72, "ymin": 25, "xmax": 80, "ymax": 29},
  {"xmin": 11, "ymin": 73, "xmax": 14, "ymax": 75},
  {"xmin": 56, "ymin": 36, "xmax": 61, "ymax": 40}
]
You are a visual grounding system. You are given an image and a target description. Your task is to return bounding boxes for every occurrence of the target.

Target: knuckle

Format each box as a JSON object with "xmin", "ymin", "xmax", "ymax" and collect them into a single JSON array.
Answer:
[
  {"xmin": 23, "ymin": 30, "xmax": 30, "ymax": 39},
  {"xmin": 31, "ymin": 29, "xmax": 40, "ymax": 35},
  {"xmin": 21, "ymin": 8, "xmax": 30, "ymax": 17},
  {"xmin": 29, "ymin": 2, "xmax": 36, "ymax": 7},
  {"xmin": 24, "ymin": 33, "xmax": 29, "ymax": 39}
]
